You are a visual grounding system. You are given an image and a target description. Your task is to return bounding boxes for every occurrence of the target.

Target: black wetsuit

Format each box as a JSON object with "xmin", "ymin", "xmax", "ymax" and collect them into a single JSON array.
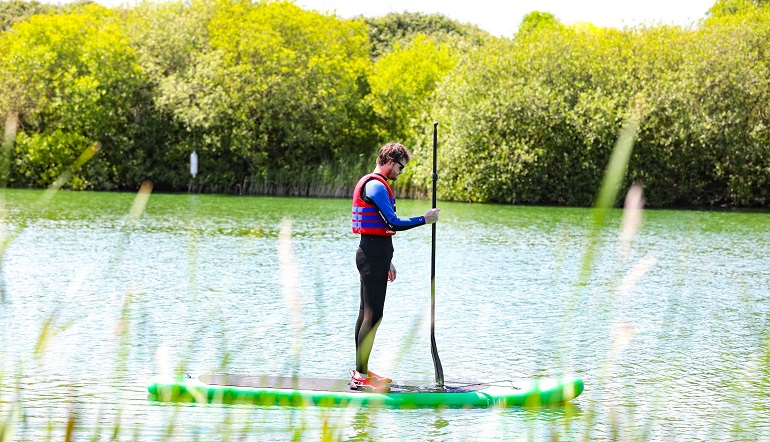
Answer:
[
  {"xmin": 355, "ymin": 235, "xmax": 393, "ymax": 373},
  {"xmin": 354, "ymin": 177, "xmax": 425, "ymax": 374}
]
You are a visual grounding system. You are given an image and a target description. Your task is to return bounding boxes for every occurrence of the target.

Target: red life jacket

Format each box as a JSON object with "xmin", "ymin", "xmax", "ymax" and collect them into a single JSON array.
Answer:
[{"xmin": 352, "ymin": 173, "xmax": 396, "ymax": 236}]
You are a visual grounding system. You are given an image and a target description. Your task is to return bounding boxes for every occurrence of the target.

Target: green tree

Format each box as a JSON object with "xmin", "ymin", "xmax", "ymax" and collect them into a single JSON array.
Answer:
[
  {"xmin": 0, "ymin": 4, "xmax": 144, "ymax": 188},
  {"xmin": 407, "ymin": 13, "xmax": 770, "ymax": 206},
  {"xmin": 1, "ymin": 0, "xmax": 54, "ymax": 32},
  {"xmin": 368, "ymin": 34, "xmax": 458, "ymax": 142},
  {"xmin": 203, "ymin": 0, "xmax": 375, "ymax": 188},
  {"xmin": 708, "ymin": 0, "xmax": 770, "ymax": 16},
  {"xmin": 404, "ymin": 25, "xmax": 639, "ymax": 204},
  {"xmin": 0, "ymin": 0, "xmax": 93, "ymax": 32},
  {"xmin": 123, "ymin": 0, "xmax": 220, "ymax": 189},
  {"xmin": 690, "ymin": 8, "xmax": 770, "ymax": 205},
  {"xmin": 364, "ymin": 11, "xmax": 490, "ymax": 59},
  {"xmin": 122, "ymin": 0, "xmax": 377, "ymax": 193},
  {"xmin": 517, "ymin": 11, "xmax": 561, "ymax": 36}
]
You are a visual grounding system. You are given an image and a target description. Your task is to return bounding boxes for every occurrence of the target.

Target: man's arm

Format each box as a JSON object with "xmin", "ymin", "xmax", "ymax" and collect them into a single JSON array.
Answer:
[{"xmin": 363, "ymin": 180, "xmax": 425, "ymax": 231}]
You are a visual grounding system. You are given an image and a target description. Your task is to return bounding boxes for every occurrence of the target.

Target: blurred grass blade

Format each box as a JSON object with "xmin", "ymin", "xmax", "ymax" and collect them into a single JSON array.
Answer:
[
  {"xmin": 578, "ymin": 116, "xmax": 641, "ymax": 285},
  {"xmin": 1, "ymin": 112, "xmax": 18, "ymax": 189},
  {"xmin": 41, "ymin": 141, "xmax": 101, "ymax": 205},
  {"xmin": 128, "ymin": 180, "xmax": 154, "ymax": 222},
  {"xmin": 619, "ymin": 184, "xmax": 644, "ymax": 260},
  {"xmin": 595, "ymin": 116, "xmax": 640, "ymax": 214},
  {"xmin": 64, "ymin": 404, "xmax": 77, "ymax": 442},
  {"xmin": 618, "ymin": 253, "xmax": 657, "ymax": 299},
  {"xmin": 1, "ymin": 406, "xmax": 19, "ymax": 442},
  {"xmin": 278, "ymin": 218, "xmax": 304, "ymax": 357},
  {"xmin": 34, "ymin": 267, "xmax": 88, "ymax": 358}
]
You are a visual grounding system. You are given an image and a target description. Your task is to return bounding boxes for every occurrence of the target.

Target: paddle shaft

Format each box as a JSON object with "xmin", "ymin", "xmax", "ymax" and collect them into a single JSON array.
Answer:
[{"xmin": 431, "ymin": 122, "xmax": 444, "ymax": 387}]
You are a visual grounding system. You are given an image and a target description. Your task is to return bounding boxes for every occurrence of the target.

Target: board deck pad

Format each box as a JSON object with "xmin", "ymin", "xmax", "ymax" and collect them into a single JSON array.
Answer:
[{"xmin": 199, "ymin": 374, "xmax": 493, "ymax": 393}]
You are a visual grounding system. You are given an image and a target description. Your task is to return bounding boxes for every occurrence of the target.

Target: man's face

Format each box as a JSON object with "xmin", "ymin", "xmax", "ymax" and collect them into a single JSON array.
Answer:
[{"xmin": 387, "ymin": 158, "xmax": 406, "ymax": 180}]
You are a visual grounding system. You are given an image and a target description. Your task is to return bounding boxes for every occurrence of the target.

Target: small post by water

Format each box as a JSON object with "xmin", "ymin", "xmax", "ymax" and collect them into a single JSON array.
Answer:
[
  {"xmin": 2, "ymin": 112, "xmax": 19, "ymax": 189},
  {"xmin": 190, "ymin": 151, "xmax": 198, "ymax": 178},
  {"xmin": 189, "ymin": 151, "xmax": 198, "ymax": 193}
]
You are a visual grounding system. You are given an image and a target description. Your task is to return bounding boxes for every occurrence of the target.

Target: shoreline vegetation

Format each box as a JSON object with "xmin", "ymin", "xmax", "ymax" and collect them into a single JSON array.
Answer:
[{"xmin": 1, "ymin": 0, "xmax": 769, "ymax": 208}]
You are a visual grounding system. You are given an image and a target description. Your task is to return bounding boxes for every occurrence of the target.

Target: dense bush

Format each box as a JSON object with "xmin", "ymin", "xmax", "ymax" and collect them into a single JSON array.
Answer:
[
  {"xmin": 403, "ymin": 9, "xmax": 770, "ymax": 207},
  {"xmin": 0, "ymin": 0, "xmax": 94, "ymax": 31},
  {"xmin": 0, "ymin": 0, "xmax": 769, "ymax": 206},
  {"xmin": 367, "ymin": 35, "xmax": 459, "ymax": 143},
  {"xmin": 363, "ymin": 11, "xmax": 490, "ymax": 59},
  {"xmin": 0, "ymin": 4, "xmax": 145, "ymax": 189},
  {"xmin": 126, "ymin": 0, "xmax": 380, "ymax": 193}
]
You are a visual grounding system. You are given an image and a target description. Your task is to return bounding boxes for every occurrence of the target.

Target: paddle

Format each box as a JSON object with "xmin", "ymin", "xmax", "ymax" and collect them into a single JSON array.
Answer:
[{"xmin": 431, "ymin": 122, "xmax": 445, "ymax": 387}]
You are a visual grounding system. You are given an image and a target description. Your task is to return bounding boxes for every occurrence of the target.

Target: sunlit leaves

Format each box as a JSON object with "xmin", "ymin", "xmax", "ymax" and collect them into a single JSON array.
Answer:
[
  {"xmin": 364, "ymin": 11, "xmax": 490, "ymax": 60},
  {"xmin": 405, "ymin": 8, "xmax": 770, "ymax": 207},
  {"xmin": 517, "ymin": 11, "xmax": 561, "ymax": 36},
  {"xmin": 179, "ymin": 0, "xmax": 374, "ymax": 174},
  {"xmin": 368, "ymin": 35, "xmax": 458, "ymax": 142},
  {"xmin": 708, "ymin": 0, "xmax": 770, "ymax": 17},
  {"xmin": 1, "ymin": 0, "xmax": 769, "ymax": 205},
  {"xmin": 0, "ymin": 4, "xmax": 144, "ymax": 189}
]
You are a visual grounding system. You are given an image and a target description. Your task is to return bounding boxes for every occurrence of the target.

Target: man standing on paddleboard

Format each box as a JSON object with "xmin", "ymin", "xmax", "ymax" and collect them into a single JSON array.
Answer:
[{"xmin": 350, "ymin": 142, "xmax": 440, "ymax": 392}]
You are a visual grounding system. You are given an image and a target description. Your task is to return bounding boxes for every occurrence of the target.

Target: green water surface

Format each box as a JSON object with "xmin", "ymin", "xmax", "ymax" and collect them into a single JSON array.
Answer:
[{"xmin": 1, "ymin": 189, "xmax": 769, "ymax": 440}]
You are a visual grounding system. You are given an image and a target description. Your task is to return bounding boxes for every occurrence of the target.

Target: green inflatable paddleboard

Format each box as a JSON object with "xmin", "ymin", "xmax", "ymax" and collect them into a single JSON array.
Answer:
[{"xmin": 147, "ymin": 374, "xmax": 584, "ymax": 408}]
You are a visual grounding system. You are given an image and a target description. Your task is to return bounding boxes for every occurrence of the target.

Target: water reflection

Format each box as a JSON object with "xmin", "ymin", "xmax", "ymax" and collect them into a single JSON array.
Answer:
[
  {"xmin": 428, "ymin": 414, "xmax": 450, "ymax": 439},
  {"xmin": 346, "ymin": 408, "xmax": 375, "ymax": 441}
]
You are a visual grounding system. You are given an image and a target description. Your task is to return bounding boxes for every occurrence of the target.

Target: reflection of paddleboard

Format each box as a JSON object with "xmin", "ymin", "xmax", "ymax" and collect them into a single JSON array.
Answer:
[{"xmin": 147, "ymin": 374, "xmax": 584, "ymax": 408}]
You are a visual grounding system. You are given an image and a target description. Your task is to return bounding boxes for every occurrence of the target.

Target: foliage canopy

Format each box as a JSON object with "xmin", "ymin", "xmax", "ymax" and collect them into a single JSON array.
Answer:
[{"xmin": 1, "ymin": 0, "xmax": 769, "ymax": 206}]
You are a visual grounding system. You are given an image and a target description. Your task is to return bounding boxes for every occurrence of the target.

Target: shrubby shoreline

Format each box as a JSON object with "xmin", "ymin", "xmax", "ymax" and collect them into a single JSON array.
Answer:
[{"xmin": 1, "ymin": 0, "xmax": 768, "ymax": 208}]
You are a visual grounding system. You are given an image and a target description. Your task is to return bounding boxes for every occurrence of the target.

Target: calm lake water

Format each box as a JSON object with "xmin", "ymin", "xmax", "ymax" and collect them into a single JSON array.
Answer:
[{"xmin": 1, "ymin": 188, "xmax": 769, "ymax": 440}]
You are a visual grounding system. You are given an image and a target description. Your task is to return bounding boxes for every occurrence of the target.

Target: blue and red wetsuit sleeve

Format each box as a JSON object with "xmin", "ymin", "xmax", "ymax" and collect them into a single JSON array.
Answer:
[{"xmin": 364, "ymin": 180, "xmax": 425, "ymax": 231}]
